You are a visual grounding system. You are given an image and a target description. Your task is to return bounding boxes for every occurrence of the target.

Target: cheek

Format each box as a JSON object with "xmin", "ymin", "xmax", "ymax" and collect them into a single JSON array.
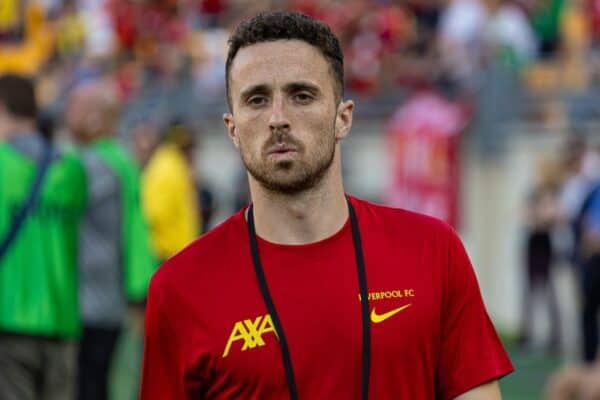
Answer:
[
  {"xmin": 236, "ymin": 123, "xmax": 264, "ymax": 156},
  {"xmin": 300, "ymin": 110, "xmax": 335, "ymax": 145}
]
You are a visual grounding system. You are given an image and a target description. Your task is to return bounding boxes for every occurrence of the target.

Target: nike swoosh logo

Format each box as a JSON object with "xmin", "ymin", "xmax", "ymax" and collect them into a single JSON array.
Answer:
[{"xmin": 371, "ymin": 304, "xmax": 412, "ymax": 323}]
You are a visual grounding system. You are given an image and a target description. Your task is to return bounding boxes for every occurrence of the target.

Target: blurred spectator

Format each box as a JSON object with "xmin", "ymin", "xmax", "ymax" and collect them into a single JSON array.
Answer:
[
  {"xmin": 107, "ymin": 0, "xmax": 187, "ymax": 59},
  {"xmin": 0, "ymin": 0, "xmax": 25, "ymax": 42},
  {"xmin": 66, "ymin": 78, "xmax": 156, "ymax": 400},
  {"xmin": 556, "ymin": 137, "xmax": 600, "ymax": 365},
  {"xmin": 531, "ymin": 0, "xmax": 566, "ymax": 58},
  {"xmin": 469, "ymin": 0, "xmax": 537, "ymax": 155},
  {"xmin": 142, "ymin": 119, "xmax": 201, "ymax": 262},
  {"xmin": 0, "ymin": 1, "xmax": 55, "ymax": 75},
  {"xmin": 485, "ymin": 0, "xmax": 537, "ymax": 68},
  {"xmin": 385, "ymin": 85, "xmax": 467, "ymax": 227},
  {"xmin": 195, "ymin": 0, "xmax": 230, "ymax": 27},
  {"xmin": 407, "ymin": 0, "xmax": 443, "ymax": 55},
  {"xmin": 36, "ymin": 109, "xmax": 55, "ymax": 140},
  {"xmin": 518, "ymin": 155, "xmax": 562, "ymax": 352},
  {"xmin": 575, "ymin": 145, "xmax": 600, "ymax": 363},
  {"xmin": 198, "ymin": 183, "xmax": 216, "ymax": 233},
  {"xmin": 0, "ymin": 74, "xmax": 86, "ymax": 400},
  {"xmin": 561, "ymin": 0, "xmax": 590, "ymax": 90},
  {"xmin": 345, "ymin": 3, "xmax": 415, "ymax": 95},
  {"xmin": 131, "ymin": 121, "xmax": 160, "ymax": 167},
  {"xmin": 587, "ymin": 0, "xmax": 600, "ymax": 44},
  {"xmin": 1, "ymin": 0, "xmax": 597, "ymax": 119},
  {"xmin": 80, "ymin": 0, "xmax": 116, "ymax": 59},
  {"xmin": 585, "ymin": 0, "xmax": 600, "ymax": 84},
  {"xmin": 55, "ymin": 0, "xmax": 86, "ymax": 60},
  {"xmin": 559, "ymin": 137, "xmax": 590, "ymax": 229},
  {"xmin": 559, "ymin": 139, "xmax": 595, "ymax": 252},
  {"xmin": 437, "ymin": 0, "xmax": 488, "ymax": 94},
  {"xmin": 188, "ymin": 29, "xmax": 228, "ymax": 101}
]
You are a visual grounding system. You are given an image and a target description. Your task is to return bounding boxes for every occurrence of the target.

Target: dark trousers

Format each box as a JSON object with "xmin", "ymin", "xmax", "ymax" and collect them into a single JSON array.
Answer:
[
  {"xmin": 77, "ymin": 325, "xmax": 121, "ymax": 400},
  {"xmin": 0, "ymin": 333, "xmax": 76, "ymax": 400},
  {"xmin": 582, "ymin": 254, "xmax": 600, "ymax": 362},
  {"xmin": 520, "ymin": 232, "xmax": 561, "ymax": 348}
]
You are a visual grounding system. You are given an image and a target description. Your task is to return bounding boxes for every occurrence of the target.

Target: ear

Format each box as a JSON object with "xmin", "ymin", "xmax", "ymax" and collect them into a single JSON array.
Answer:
[
  {"xmin": 335, "ymin": 100, "xmax": 354, "ymax": 141},
  {"xmin": 223, "ymin": 113, "xmax": 240, "ymax": 148}
]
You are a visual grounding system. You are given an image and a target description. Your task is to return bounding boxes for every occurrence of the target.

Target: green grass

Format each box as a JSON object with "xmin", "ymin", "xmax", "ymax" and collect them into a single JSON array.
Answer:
[{"xmin": 500, "ymin": 341, "xmax": 564, "ymax": 400}]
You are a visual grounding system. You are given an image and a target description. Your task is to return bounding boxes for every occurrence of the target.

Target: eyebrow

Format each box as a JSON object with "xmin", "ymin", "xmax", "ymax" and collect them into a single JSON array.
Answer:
[
  {"xmin": 284, "ymin": 81, "xmax": 320, "ymax": 95},
  {"xmin": 240, "ymin": 84, "xmax": 269, "ymax": 101},
  {"xmin": 239, "ymin": 81, "xmax": 322, "ymax": 101}
]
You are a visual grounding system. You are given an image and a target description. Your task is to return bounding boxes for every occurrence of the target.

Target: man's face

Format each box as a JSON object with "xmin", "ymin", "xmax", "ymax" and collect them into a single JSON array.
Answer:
[
  {"xmin": 224, "ymin": 40, "xmax": 352, "ymax": 194},
  {"xmin": 65, "ymin": 81, "xmax": 118, "ymax": 144}
]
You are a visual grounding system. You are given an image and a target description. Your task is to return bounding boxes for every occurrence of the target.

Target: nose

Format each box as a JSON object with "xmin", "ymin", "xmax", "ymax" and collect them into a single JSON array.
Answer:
[{"xmin": 268, "ymin": 94, "xmax": 290, "ymax": 133}]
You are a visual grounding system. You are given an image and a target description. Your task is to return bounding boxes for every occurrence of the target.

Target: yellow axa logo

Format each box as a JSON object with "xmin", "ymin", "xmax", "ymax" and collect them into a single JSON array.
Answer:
[{"xmin": 222, "ymin": 314, "xmax": 279, "ymax": 358}]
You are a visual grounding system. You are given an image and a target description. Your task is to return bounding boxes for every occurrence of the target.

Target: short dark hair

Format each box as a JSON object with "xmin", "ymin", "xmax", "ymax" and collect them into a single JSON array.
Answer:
[
  {"xmin": 0, "ymin": 74, "xmax": 37, "ymax": 120},
  {"xmin": 225, "ymin": 11, "xmax": 344, "ymax": 110},
  {"xmin": 163, "ymin": 118, "xmax": 195, "ymax": 149}
]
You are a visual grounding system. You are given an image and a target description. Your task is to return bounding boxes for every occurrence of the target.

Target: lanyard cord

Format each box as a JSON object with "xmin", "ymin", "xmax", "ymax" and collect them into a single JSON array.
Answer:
[{"xmin": 246, "ymin": 198, "xmax": 371, "ymax": 400}]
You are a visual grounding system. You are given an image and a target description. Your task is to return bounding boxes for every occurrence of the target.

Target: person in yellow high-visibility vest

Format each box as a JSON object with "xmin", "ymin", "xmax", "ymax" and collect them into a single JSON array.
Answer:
[{"xmin": 141, "ymin": 120, "xmax": 201, "ymax": 262}]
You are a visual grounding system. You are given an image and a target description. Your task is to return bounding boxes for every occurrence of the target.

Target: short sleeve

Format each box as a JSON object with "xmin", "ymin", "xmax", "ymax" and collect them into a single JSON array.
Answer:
[{"xmin": 437, "ymin": 229, "xmax": 514, "ymax": 399}]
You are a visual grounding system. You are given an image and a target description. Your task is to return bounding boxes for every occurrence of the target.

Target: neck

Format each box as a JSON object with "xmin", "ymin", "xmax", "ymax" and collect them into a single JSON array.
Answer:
[
  {"xmin": 2, "ymin": 119, "xmax": 35, "ymax": 140},
  {"xmin": 248, "ymin": 157, "xmax": 348, "ymax": 245}
]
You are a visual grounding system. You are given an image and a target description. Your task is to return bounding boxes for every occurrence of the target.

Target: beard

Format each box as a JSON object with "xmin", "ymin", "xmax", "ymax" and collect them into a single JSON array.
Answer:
[{"xmin": 240, "ymin": 127, "xmax": 337, "ymax": 195}]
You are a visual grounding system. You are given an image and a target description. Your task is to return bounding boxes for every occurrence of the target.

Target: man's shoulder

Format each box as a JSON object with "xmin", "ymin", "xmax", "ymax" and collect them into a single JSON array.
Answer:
[
  {"xmin": 150, "ymin": 209, "xmax": 247, "ymax": 294},
  {"xmin": 52, "ymin": 148, "xmax": 87, "ymax": 185},
  {"xmin": 351, "ymin": 195, "xmax": 454, "ymax": 239}
]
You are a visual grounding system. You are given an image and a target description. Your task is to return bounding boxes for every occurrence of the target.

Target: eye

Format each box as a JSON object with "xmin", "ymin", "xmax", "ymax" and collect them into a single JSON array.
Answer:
[
  {"xmin": 247, "ymin": 96, "xmax": 268, "ymax": 107},
  {"xmin": 293, "ymin": 92, "xmax": 314, "ymax": 104}
]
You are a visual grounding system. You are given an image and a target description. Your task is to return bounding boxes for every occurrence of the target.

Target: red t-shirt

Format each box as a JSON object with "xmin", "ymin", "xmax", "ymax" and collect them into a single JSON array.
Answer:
[{"xmin": 141, "ymin": 196, "xmax": 513, "ymax": 399}]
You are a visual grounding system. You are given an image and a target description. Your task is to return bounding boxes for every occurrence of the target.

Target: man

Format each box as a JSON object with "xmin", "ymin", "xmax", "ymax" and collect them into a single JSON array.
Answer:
[
  {"xmin": 141, "ymin": 12, "xmax": 513, "ymax": 399},
  {"xmin": 0, "ymin": 74, "xmax": 86, "ymax": 400},
  {"xmin": 579, "ymin": 176, "xmax": 600, "ymax": 363},
  {"xmin": 547, "ymin": 152, "xmax": 600, "ymax": 398},
  {"xmin": 65, "ymin": 79, "xmax": 156, "ymax": 400}
]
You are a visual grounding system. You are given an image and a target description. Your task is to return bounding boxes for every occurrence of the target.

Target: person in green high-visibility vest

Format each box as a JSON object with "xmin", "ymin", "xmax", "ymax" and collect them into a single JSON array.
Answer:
[
  {"xmin": 65, "ymin": 79, "xmax": 157, "ymax": 400},
  {"xmin": 0, "ymin": 74, "xmax": 87, "ymax": 400}
]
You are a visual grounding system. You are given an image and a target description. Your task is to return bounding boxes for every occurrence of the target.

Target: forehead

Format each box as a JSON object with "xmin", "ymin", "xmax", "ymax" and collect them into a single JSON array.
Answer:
[{"xmin": 229, "ymin": 40, "xmax": 334, "ymax": 95}]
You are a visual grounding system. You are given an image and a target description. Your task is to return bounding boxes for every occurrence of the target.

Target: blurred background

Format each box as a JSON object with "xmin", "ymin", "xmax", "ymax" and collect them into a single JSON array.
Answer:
[{"xmin": 1, "ymin": 0, "xmax": 600, "ymax": 398}]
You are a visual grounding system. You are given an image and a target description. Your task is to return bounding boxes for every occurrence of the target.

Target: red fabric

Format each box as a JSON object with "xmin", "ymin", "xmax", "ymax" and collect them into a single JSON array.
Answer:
[
  {"xmin": 588, "ymin": 0, "xmax": 600, "ymax": 39},
  {"xmin": 141, "ymin": 196, "xmax": 513, "ymax": 399},
  {"xmin": 199, "ymin": 0, "xmax": 227, "ymax": 15},
  {"xmin": 386, "ymin": 90, "xmax": 468, "ymax": 228},
  {"xmin": 108, "ymin": 0, "xmax": 186, "ymax": 51},
  {"xmin": 108, "ymin": 0, "xmax": 139, "ymax": 50}
]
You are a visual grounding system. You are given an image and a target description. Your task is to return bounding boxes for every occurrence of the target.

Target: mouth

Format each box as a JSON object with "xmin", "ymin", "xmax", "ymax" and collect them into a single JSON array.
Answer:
[{"xmin": 267, "ymin": 144, "xmax": 298, "ymax": 156}]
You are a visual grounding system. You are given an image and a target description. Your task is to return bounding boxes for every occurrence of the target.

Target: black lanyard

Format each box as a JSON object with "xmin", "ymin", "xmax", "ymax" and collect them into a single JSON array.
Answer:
[{"xmin": 246, "ymin": 198, "xmax": 371, "ymax": 400}]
